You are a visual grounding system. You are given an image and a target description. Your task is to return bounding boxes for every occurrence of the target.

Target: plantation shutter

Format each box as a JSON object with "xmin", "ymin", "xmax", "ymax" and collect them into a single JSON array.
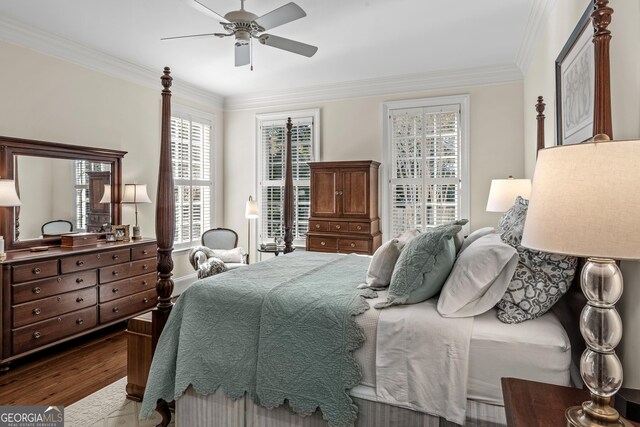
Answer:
[
  {"xmin": 389, "ymin": 104, "xmax": 461, "ymax": 236},
  {"xmin": 171, "ymin": 113, "xmax": 212, "ymax": 246},
  {"xmin": 259, "ymin": 116, "xmax": 314, "ymax": 244}
]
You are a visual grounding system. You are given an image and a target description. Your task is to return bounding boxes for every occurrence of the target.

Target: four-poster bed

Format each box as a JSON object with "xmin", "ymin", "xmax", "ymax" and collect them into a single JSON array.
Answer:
[{"xmin": 144, "ymin": 1, "xmax": 617, "ymax": 425}]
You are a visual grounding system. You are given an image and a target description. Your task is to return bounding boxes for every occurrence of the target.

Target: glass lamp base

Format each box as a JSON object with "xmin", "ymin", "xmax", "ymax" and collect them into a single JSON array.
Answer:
[
  {"xmin": 132, "ymin": 225, "xmax": 142, "ymax": 240},
  {"xmin": 566, "ymin": 403, "xmax": 632, "ymax": 427}
]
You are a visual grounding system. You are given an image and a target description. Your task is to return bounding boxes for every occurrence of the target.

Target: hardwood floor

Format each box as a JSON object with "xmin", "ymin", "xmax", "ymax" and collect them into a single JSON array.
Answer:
[{"xmin": 0, "ymin": 323, "xmax": 128, "ymax": 406}]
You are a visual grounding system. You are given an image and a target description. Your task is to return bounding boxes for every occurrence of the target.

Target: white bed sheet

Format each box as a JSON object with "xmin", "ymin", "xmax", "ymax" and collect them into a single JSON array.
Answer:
[{"xmin": 467, "ymin": 307, "xmax": 572, "ymax": 405}]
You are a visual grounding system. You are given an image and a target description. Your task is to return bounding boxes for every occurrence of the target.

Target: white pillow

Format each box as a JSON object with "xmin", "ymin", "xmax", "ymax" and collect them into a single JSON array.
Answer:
[
  {"xmin": 395, "ymin": 229, "xmax": 421, "ymax": 250},
  {"xmin": 210, "ymin": 247, "xmax": 245, "ymax": 263},
  {"xmin": 358, "ymin": 239, "xmax": 402, "ymax": 289},
  {"xmin": 437, "ymin": 233, "xmax": 518, "ymax": 318},
  {"xmin": 458, "ymin": 226, "xmax": 495, "ymax": 254}
]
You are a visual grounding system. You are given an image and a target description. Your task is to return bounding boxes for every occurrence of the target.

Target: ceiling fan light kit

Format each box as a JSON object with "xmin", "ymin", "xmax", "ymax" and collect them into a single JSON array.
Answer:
[{"xmin": 163, "ymin": 0, "xmax": 318, "ymax": 67}]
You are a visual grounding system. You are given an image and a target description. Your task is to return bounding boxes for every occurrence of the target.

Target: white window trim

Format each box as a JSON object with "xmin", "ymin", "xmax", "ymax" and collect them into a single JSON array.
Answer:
[
  {"xmin": 172, "ymin": 104, "xmax": 216, "ymax": 250},
  {"xmin": 381, "ymin": 95, "xmax": 470, "ymax": 240},
  {"xmin": 255, "ymin": 108, "xmax": 321, "ymax": 249}
]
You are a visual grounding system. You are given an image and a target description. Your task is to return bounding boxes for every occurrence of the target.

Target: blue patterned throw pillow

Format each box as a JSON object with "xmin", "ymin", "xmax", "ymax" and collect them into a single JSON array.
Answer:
[
  {"xmin": 375, "ymin": 224, "xmax": 461, "ymax": 309},
  {"xmin": 496, "ymin": 197, "xmax": 577, "ymax": 323}
]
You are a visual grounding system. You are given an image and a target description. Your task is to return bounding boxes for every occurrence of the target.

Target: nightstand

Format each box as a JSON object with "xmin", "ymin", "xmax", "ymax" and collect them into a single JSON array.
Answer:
[{"xmin": 501, "ymin": 378, "xmax": 640, "ymax": 427}]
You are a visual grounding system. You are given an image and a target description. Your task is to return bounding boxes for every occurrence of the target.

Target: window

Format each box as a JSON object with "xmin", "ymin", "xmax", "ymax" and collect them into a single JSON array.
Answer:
[
  {"xmin": 256, "ymin": 109, "xmax": 320, "ymax": 246},
  {"xmin": 171, "ymin": 106, "xmax": 214, "ymax": 248},
  {"xmin": 382, "ymin": 96, "xmax": 469, "ymax": 239},
  {"xmin": 73, "ymin": 160, "xmax": 111, "ymax": 231}
]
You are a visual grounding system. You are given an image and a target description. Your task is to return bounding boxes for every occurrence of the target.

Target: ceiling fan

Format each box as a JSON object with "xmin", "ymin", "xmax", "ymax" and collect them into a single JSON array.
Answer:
[{"xmin": 162, "ymin": 0, "xmax": 318, "ymax": 67}]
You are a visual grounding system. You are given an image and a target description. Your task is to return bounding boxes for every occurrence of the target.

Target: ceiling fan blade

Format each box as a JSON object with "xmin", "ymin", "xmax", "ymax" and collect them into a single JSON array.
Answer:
[
  {"xmin": 161, "ymin": 32, "xmax": 219, "ymax": 41},
  {"xmin": 190, "ymin": 0, "xmax": 229, "ymax": 23},
  {"xmin": 259, "ymin": 34, "xmax": 317, "ymax": 57},
  {"xmin": 235, "ymin": 43, "xmax": 250, "ymax": 67},
  {"xmin": 254, "ymin": 2, "xmax": 306, "ymax": 31}
]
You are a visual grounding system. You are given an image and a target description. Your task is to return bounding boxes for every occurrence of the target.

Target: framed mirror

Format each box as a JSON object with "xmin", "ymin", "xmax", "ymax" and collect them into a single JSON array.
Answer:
[{"xmin": 0, "ymin": 136, "xmax": 126, "ymax": 251}]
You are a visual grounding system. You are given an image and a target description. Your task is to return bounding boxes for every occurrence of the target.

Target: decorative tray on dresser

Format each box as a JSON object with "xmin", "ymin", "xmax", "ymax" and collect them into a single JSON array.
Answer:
[{"xmin": 0, "ymin": 238, "xmax": 157, "ymax": 372}]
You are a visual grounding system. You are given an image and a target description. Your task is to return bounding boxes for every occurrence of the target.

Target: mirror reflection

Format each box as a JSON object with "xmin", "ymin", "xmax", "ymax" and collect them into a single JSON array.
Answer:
[{"xmin": 16, "ymin": 156, "xmax": 112, "ymax": 241}]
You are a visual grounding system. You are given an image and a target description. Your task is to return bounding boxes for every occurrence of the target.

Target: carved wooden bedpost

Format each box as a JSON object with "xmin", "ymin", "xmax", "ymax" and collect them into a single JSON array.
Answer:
[
  {"xmin": 153, "ymin": 67, "xmax": 175, "ymax": 352},
  {"xmin": 535, "ymin": 96, "xmax": 545, "ymax": 156},
  {"xmin": 283, "ymin": 118, "xmax": 294, "ymax": 254},
  {"xmin": 592, "ymin": 0, "xmax": 613, "ymax": 138}
]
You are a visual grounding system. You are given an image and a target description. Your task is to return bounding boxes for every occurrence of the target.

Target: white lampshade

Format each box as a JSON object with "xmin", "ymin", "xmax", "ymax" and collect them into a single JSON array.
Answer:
[
  {"xmin": 99, "ymin": 184, "xmax": 112, "ymax": 204},
  {"xmin": 522, "ymin": 139, "xmax": 640, "ymax": 260},
  {"xmin": 0, "ymin": 179, "xmax": 22, "ymax": 207},
  {"xmin": 245, "ymin": 196, "xmax": 258, "ymax": 219},
  {"xmin": 122, "ymin": 184, "xmax": 152, "ymax": 204},
  {"xmin": 486, "ymin": 177, "xmax": 531, "ymax": 212}
]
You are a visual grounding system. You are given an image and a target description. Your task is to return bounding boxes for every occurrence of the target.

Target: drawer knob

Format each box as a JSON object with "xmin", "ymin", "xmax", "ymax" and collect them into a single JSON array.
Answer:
[
  {"xmin": 357, "ymin": 225, "xmax": 362, "ymax": 231},
  {"xmin": 56, "ymin": 296, "xmax": 61, "ymax": 302},
  {"xmin": 57, "ymin": 277, "xmax": 62, "ymax": 283},
  {"xmin": 351, "ymin": 242, "xmax": 356, "ymax": 248},
  {"xmin": 76, "ymin": 278, "xmax": 84, "ymax": 284},
  {"xmin": 321, "ymin": 241, "xmax": 326, "ymax": 246},
  {"xmin": 112, "ymin": 271, "xmax": 119, "ymax": 276},
  {"xmin": 112, "ymin": 288, "xmax": 119, "ymax": 293},
  {"xmin": 96, "ymin": 254, "xmax": 101, "ymax": 259},
  {"xmin": 33, "ymin": 267, "xmax": 41, "ymax": 275},
  {"xmin": 33, "ymin": 287, "xmax": 41, "ymax": 294},
  {"xmin": 143, "ymin": 264, "xmax": 149, "ymax": 270},
  {"xmin": 76, "ymin": 260, "xmax": 84, "ymax": 266},
  {"xmin": 143, "ymin": 280, "xmax": 149, "ymax": 286},
  {"xmin": 335, "ymin": 225, "xmax": 341, "ymax": 230},
  {"xmin": 33, "ymin": 331, "xmax": 41, "ymax": 339},
  {"xmin": 315, "ymin": 224, "xmax": 320, "ymax": 229},
  {"xmin": 112, "ymin": 254, "xmax": 119, "ymax": 260},
  {"xmin": 76, "ymin": 319, "xmax": 84, "ymax": 325},
  {"xmin": 33, "ymin": 308, "xmax": 41, "ymax": 315},
  {"xmin": 143, "ymin": 297, "xmax": 149, "ymax": 303},
  {"xmin": 335, "ymin": 191, "xmax": 340, "ymax": 196},
  {"xmin": 76, "ymin": 297, "xmax": 84, "ymax": 303},
  {"xmin": 143, "ymin": 249, "xmax": 148, "ymax": 255},
  {"xmin": 112, "ymin": 307, "xmax": 119, "ymax": 313}
]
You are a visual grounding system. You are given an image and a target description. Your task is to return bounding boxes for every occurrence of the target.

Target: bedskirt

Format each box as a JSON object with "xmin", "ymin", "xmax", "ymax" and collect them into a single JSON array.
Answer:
[{"xmin": 175, "ymin": 386, "xmax": 507, "ymax": 427}]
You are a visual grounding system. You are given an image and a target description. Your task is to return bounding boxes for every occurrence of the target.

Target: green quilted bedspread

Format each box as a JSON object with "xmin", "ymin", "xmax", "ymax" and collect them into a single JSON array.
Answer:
[{"xmin": 140, "ymin": 252, "xmax": 376, "ymax": 427}]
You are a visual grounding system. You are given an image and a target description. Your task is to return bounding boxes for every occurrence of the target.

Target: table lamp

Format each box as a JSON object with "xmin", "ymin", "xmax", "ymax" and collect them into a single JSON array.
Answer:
[
  {"xmin": 245, "ymin": 195, "xmax": 259, "ymax": 263},
  {"xmin": 522, "ymin": 136, "xmax": 640, "ymax": 427},
  {"xmin": 486, "ymin": 176, "xmax": 532, "ymax": 212},
  {"xmin": 0, "ymin": 179, "xmax": 22, "ymax": 260},
  {"xmin": 122, "ymin": 184, "xmax": 152, "ymax": 240}
]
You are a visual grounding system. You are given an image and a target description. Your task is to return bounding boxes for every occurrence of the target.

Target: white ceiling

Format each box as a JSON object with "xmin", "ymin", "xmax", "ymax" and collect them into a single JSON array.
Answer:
[{"xmin": 0, "ymin": 0, "xmax": 533, "ymax": 99}]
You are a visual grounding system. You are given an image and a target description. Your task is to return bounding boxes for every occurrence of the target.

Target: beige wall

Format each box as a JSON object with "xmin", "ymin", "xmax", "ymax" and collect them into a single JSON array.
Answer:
[
  {"xmin": 523, "ymin": 0, "xmax": 640, "ymax": 387},
  {"xmin": 0, "ymin": 40, "xmax": 224, "ymax": 280},
  {"xmin": 224, "ymin": 82, "xmax": 524, "ymax": 257}
]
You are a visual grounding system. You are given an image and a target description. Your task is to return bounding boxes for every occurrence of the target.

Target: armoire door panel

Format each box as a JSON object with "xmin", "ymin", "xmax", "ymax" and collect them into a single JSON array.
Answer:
[
  {"xmin": 341, "ymin": 170, "xmax": 368, "ymax": 217},
  {"xmin": 311, "ymin": 170, "xmax": 339, "ymax": 216}
]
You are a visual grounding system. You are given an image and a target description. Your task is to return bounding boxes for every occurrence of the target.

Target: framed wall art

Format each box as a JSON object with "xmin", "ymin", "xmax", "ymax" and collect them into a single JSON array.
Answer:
[{"xmin": 555, "ymin": 3, "xmax": 594, "ymax": 145}]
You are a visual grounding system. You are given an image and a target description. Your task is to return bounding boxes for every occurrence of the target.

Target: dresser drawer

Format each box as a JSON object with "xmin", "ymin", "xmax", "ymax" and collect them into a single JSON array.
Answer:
[
  {"xmin": 99, "ymin": 259, "xmax": 157, "ymax": 284},
  {"xmin": 348, "ymin": 222, "xmax": 370, "ymax": 234},
  {"xmin": 307, "ymin": 236, "xmax": 338, "ymax": 251},
  {"xmin": 12, "ymin": 270, "xmax": 97, "ymax": 304},
  {"xmin": 60, "ymin": 248, "xmax": 131, "ymax": 274},
  {"xmin": 329, "ymin": 222, "xmax": 349, "ymax": 233},
  {"xmin": 99, "ymin": 288, "xmax": 157, "ymax": 324},
  {"xmin": 99, "ymin": 272, "xmax": 156, "ymax": 303},
  {"xmin": 338, "ymin": 238, "xmax": 370, "ymax": 253},
  {"xmin": 12, "ymin": 306, "xmax": 97, "ymax": 355},
  {"xmin": 309, "ymin": 220, "xmax": 330, "ymax": 232},
  {"xmin": 12, "ymin": 260, "xmax": 59, "ymax": 283},
  {"xmin": 131, "ymin": 243, "xmax": 157, "ymax": 261},
  {"xmin": 13, "ymin": 287, "xmax": 97, "ymax": 328}
]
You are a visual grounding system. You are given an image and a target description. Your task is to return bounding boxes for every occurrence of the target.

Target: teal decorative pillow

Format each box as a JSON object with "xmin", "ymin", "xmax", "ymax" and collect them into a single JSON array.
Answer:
[{"xmin": 375, "ymin": 224, "xmax": 461, "ymax": 309}]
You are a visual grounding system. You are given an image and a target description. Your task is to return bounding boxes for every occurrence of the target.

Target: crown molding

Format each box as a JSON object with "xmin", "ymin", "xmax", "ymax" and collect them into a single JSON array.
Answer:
[
  {"xmin": 224, "ymin": 64, "xmax": 523, "ymax": 110},
  {"xmin": 515, "ymin": 0, "xmax": 558, "ymax": 75},
  {"xmin": 0, "ymin": 16, "xmax": 224, "ymax": 108}
]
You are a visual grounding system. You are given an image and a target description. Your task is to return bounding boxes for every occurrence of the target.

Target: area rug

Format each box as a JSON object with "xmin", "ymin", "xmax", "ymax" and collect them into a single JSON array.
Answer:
[{"xmin": 65, "ymin": 377, "xmax": 173, "ymax": 426}]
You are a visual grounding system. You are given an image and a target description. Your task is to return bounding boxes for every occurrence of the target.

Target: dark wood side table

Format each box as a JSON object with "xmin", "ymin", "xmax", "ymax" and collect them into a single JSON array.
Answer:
[{"xmin": 501, "ymin": 378, "xmax": 640, "ymax": 427}]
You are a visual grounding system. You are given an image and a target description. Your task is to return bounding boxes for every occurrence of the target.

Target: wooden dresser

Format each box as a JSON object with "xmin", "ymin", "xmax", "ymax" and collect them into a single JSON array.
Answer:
[
  {"xmin": 0, "ymin": 238, "xmax": 157, "ymax": 371},
  {"xmin": 306, "ymin": 160, "xmax": 382, "ymax": 255}
]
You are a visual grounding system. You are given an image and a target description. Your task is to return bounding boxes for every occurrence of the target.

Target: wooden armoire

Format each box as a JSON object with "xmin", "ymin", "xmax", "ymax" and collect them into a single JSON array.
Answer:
[{"xmin": 306, "ymin": 160, "xmax": 381, "ymax": 255}]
